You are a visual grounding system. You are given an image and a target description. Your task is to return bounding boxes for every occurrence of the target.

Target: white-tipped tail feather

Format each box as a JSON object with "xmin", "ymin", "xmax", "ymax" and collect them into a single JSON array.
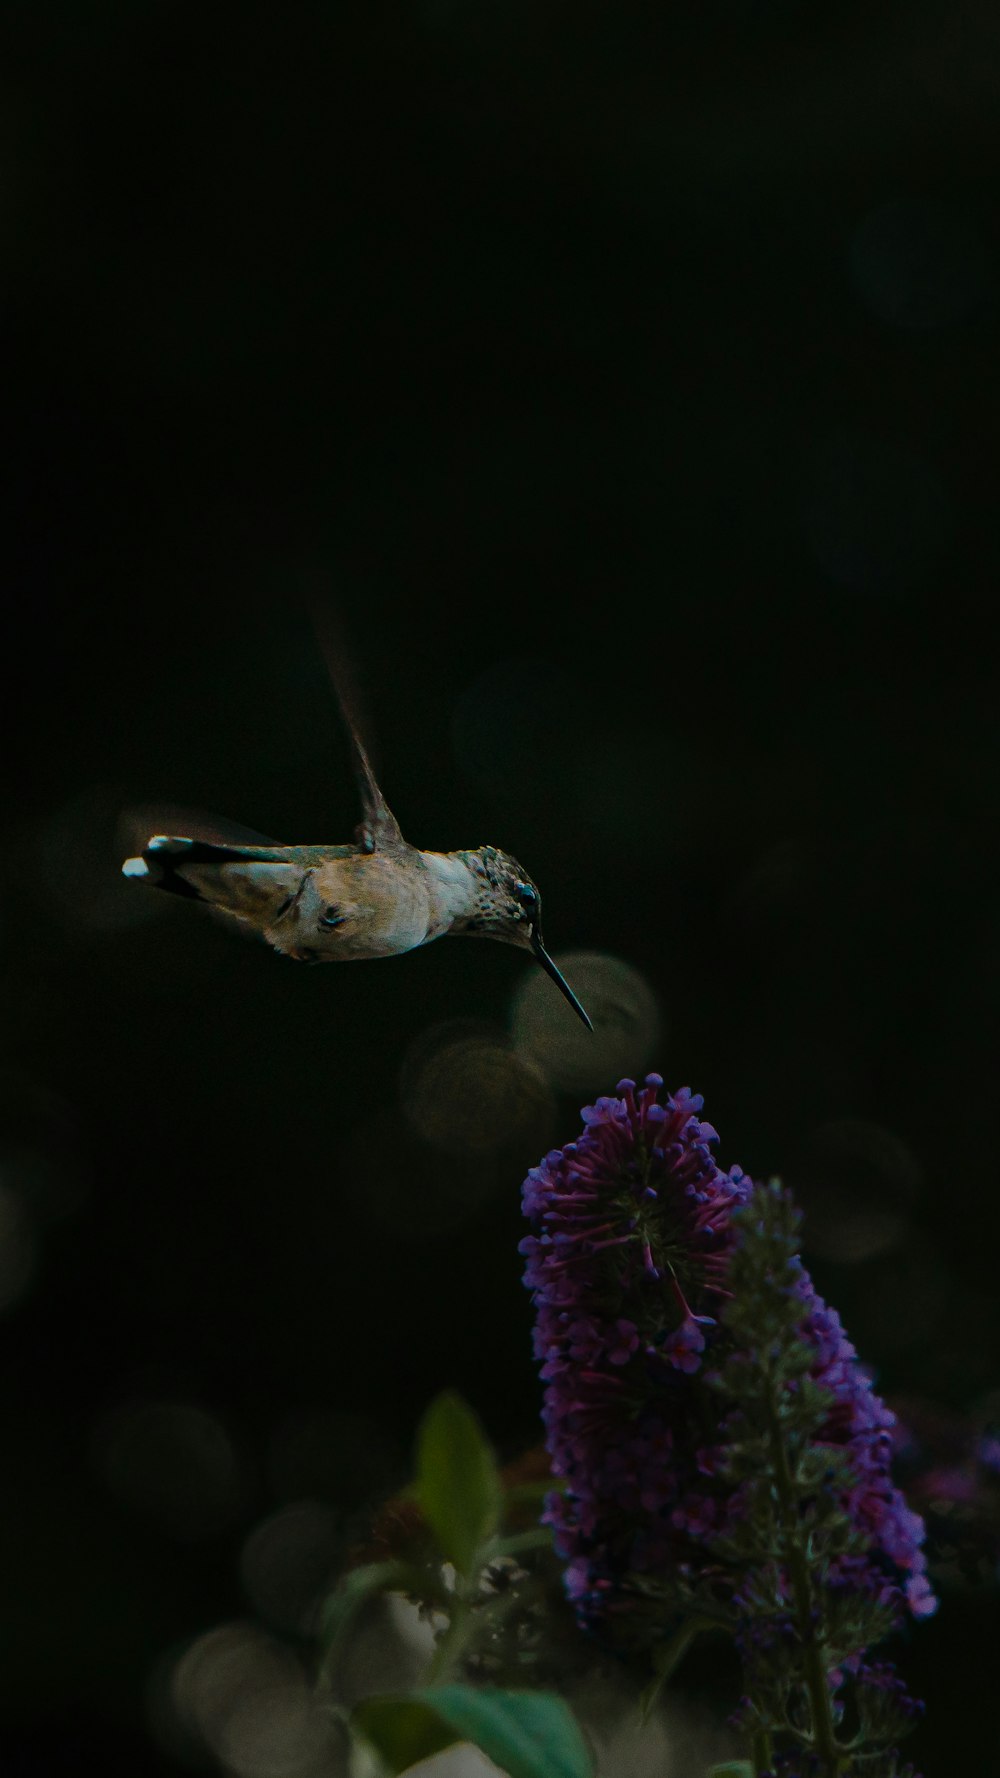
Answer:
[{"xmin": 122, "ymin": 833, "xmax": 299, "ymax": 921}]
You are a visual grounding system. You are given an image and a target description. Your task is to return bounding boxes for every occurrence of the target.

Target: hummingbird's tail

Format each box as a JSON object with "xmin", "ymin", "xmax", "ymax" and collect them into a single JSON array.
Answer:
[{"xmin": 122, "ymin": 835, "xmax": 295, "ymax": 923}]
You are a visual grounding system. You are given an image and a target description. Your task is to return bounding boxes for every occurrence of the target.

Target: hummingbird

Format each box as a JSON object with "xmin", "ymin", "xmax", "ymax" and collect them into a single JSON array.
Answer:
[{"xmin": 122, "ymin": 654, "xmax": 593, "ymax": 1028}]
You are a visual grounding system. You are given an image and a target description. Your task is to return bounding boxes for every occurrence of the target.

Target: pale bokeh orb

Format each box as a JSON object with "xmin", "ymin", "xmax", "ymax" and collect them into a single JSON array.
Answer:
[
  {"xmin": 239, "ymin": 1500, "xmax": 343, "ymax": 1635},
  {"xmin": 93, "ymin": 1399, "xmax": 243, "ymax": 1540},
  {"xmin": 511, "ymin": 950, "xmax": 661, "ymax": 1094},
  {"xmin": 169, "ymin": 1622, "xmax": 334, "ymax": 1778},
  {"xmin": 793, "ymin": 1116, "xmax": 922, "ymax": 1265},
  {"xmin": 399, "ymin": 1019, "xmax": 556, "ymax": 1157}
]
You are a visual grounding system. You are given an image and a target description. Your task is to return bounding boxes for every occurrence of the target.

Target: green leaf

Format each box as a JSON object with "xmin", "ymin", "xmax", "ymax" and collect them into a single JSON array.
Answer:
[
  {"xmin": 353, "ymin": 1687, "xmax": 593, "ymax": 1778},
  {"xmin": 415, "ymin": 1392, "xmax": 502, "ymax": 1578},
  {"xmin": 707, "ymin": 1765, "xmax": 753, "ymax": 1778},
  {"xmin": 480, "ymin": 1528, "xmax": 553, "ymax": 1563},
  {"xmin": 424, "ymin": 1687, "xmax": 592, "ymax": 1778},
  {"xmin": 352, "ymin": 1695, "xmax": 458, "ymax": 1774},
  {"xmin": 638, "ymin": 1673, "xmax": 666, "ymax": 1725}
]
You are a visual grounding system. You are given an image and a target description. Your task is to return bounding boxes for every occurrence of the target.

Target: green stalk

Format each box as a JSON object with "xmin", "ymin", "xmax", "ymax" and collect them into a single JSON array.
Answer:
[
  {"xmin": 750, "ymin": 1725, "xmax": 774, "ymax": 1774},
  {"xmin": 426, "ymin": 1570, "xmax": 532, "ymax": 1684},
  {"xmin": 426, "ymin": 1595, "xmax": 473, "ymax": 1683},
  {"xmin": 765, "ymin": 1376, "xmax": 843, "ymax": 1776}
]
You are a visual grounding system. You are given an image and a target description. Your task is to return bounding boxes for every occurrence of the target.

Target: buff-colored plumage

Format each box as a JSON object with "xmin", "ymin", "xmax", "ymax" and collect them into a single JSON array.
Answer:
[{"xmin": 122, "ymin": 648, "xmax": 592, "ymax": 1024}]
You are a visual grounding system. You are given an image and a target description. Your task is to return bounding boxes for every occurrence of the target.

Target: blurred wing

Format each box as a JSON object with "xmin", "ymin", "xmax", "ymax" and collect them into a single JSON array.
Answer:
[{"xmin": 307, "ymin": 596, "xmax": 404, "ymax": 852}]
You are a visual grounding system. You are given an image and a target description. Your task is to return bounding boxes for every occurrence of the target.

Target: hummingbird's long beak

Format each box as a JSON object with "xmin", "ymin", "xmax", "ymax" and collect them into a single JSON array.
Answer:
[{"xmin": 530, "ymin": 932, "xmax": 594, "ymax": 1030}]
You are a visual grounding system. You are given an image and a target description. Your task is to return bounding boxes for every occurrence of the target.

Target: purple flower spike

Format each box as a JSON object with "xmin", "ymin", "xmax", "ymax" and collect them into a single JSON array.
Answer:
[
  {"xmin": 519, "ymin": 1076, "xmax": 754, "ymax": 1631},
  {"xmin": 520, "ymin": 1077, "xmax": 935, "ymax": 1660}
]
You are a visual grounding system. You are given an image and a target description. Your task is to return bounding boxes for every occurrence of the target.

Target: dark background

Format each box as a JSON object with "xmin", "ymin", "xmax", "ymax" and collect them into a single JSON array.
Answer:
[{"xmin": 1, "ymin": 2, "xmax": 997, "ymax": 1770}]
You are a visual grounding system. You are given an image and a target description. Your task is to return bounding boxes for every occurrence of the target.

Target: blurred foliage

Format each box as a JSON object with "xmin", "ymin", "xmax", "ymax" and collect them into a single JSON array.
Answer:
[
  {"xmin": 354, "ymin": 1688, "xmax": 593, "ymax": 1778},
  {"xmin": 323, "ymin": 1392, "xmax": 593, "ymax": 1777}
]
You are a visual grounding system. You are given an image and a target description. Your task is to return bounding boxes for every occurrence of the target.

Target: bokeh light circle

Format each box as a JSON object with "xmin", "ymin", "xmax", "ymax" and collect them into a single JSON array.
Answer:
[
  {"xmin": 93, "ymin": 1400, "xmax": 243, "ymax": 1540},
  {"xmin": 170, "ymin": 1622, "xmax": 333, "ymax": 1777},
  {"xmin": 510, "ymin": 950, "xmax": 660, "ymax": 1093},
  {"xmin": 792, "ymin": 1116, "xmax": 922, "ymax": 1265},
  {"xmin": 399, "ymin": 1019, "xmax": 555, "ymax": 1157},
  {"xmin": 239, "ymin": 1501, "xmax": 343, "ymax": 1635}
]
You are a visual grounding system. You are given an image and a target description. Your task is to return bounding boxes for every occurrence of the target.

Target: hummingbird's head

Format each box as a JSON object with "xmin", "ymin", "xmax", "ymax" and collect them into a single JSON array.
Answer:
[{"xmin": 456, "ymin": 846, "xmax": 593, "ymax": 1029}]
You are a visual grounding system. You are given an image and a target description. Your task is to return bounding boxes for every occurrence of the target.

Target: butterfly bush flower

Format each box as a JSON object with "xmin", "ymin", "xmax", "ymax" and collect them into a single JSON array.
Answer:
[
  {"xmin": 520, "ymin": 1077, "xmax": 934, "ymax": 1774},
  {"xmin": 520, "ymin": 1079, "xmax": 752, "ymax": 1623}
]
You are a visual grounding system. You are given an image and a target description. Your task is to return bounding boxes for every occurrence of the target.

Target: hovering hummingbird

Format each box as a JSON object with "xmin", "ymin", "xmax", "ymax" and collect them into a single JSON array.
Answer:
[{"xmin": 122, "ymin": 649, "xmax": 593, "ymax": 1028}]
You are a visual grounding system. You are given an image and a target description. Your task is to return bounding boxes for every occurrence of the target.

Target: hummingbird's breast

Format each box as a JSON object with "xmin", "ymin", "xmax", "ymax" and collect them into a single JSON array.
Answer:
[{"xmin": 265, "ymin": 851, "xmax": 435, "ymax": 962}]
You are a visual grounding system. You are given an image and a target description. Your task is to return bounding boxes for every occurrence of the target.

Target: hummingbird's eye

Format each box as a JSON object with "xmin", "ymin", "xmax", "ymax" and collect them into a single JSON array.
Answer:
[{"xmin": 516, "ymin": 884, "xmax": 538, "ymax": 919}]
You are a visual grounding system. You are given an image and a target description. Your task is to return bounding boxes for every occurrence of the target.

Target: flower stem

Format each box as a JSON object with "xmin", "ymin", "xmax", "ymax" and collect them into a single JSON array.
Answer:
[
  {"xmin": 427, "ymin": 1596, "xmax": 472, "ymax": 1682},
  {"xmin": 751, "ymin": 1725, "xmax": 774, "ymax": 1773},
  {"xmin": 765, "ymin": 1378, "xmax": 843, "ymax": 1776},
  {"xmin": 426, "ymin": 1578, "xmax": 530, "ymax": 1684}
]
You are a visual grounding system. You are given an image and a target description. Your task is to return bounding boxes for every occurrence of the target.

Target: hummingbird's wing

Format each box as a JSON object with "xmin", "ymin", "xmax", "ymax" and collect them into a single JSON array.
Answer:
[
  {"xmin": 309, "ymin": 599, "xmax": 405, "ymax": 853},
  {"xmin": 345, "ymin": 723, "xmax": 405, "ymax": 852}
]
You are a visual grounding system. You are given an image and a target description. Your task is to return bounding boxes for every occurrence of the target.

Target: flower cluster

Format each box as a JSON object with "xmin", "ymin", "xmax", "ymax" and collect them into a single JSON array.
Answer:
[
  {"xmin": 716, "ymin": 1214, "xmax": 937, "ymax": 1626},
  {"xmin": 520, "ymin": 1076, "xmax": 934, "ymax": 1770},
  {"xmin": 519, "ymin": 1076, "xmax": 754, "ymax": 1631}
]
